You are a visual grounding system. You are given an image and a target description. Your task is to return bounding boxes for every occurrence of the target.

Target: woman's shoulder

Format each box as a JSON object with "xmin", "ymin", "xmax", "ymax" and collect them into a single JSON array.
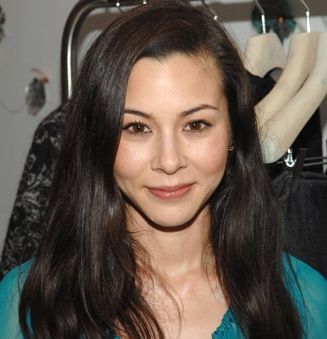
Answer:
[
  {"xmin": 283, "ymin": 254, "xmax": 327, "ymax": 302},
  {"xmin": 0, "ymin": 260, "xmax": 32, "ymax": 338},
  {"xmin": 0, "ymin": 259, "xmax": 32, "ymax": 295},
  {"xmin": 283, "ymin": 254, "xmax": 327, "ymax": 338}
]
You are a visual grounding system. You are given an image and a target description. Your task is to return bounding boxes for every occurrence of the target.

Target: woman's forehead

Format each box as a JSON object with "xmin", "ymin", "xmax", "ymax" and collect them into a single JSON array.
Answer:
[{"xmin": 125, "ymin": 53, "xmax": 225, "ymax": 110}]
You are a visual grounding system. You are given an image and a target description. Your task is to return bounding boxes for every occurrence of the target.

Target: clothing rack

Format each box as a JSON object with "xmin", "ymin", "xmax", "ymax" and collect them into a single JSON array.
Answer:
[
  {"xmin": 61, "ymin": 0, "xmax": 254, "ymax": 101},
  {"xmin": 61, "ymin": 0, "xmax": 206, "ymax": 102}
]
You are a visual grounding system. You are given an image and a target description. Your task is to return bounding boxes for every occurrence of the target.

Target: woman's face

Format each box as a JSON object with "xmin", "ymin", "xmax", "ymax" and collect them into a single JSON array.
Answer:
[{"xmin": 114, "ymin": 53, "xmax": 231, "ymax": 229}]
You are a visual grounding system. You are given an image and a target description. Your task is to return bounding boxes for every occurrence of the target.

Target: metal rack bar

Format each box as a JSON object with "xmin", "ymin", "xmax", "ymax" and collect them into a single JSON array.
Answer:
[
  {"xmin": 61, "ymin": 0, "xmax": 190, "ymax": 102},
  {"xmin": 62, "ymin": 0, "xmax": 111, "ymax": 102}
]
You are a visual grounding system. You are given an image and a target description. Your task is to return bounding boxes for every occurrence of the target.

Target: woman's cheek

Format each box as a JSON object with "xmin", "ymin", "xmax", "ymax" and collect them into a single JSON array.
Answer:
[
  {"xmin": 114, "ymin": 141, "xmax": 151, "ymax": 180},
  {"xmin": 188, "ymin": 135, "xmax": 229, "ymax": 174}
]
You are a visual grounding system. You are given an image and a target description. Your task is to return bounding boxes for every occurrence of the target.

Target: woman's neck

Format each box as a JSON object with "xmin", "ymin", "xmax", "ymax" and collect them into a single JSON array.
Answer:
[
  {"xmin": 127, "ymin": 206, "xmax": 212, "ymax": 278},
  {"xmin": 125, "ymin": 205, "xmax": 226, "ymax": 339}
]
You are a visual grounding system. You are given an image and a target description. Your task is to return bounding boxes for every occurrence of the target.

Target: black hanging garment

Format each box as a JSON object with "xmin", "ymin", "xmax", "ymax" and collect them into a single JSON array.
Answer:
[
  {"xmin": 0, "ymin": 107, "xmax": 66, "ymax": 279},
  {"xmin": 250, "ymin": 71, "xmax": 326, "ymax": 277},
  {"xmin": 272, "ymin": 171, "xmax": 327, "ymax": 278}
]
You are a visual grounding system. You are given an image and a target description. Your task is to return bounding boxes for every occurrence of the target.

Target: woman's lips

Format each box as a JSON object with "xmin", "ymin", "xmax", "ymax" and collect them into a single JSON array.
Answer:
[{"xmin": 147, "ymin": 184, "xmax": 193, "ymax": 200}]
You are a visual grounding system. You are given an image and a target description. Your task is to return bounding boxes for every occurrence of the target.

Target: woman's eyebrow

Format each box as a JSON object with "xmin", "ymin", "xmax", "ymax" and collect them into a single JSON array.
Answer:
[
  {"xmin": 124, "ymin": 104, "xmax": 219, "ymax": 118},
  {"xmin": 179, "ymin": 104, "xmax": 219, "ymax": 117},
  {"xmin": 124, "ymin": 109, "xmax": 152, "ymax": 118}
]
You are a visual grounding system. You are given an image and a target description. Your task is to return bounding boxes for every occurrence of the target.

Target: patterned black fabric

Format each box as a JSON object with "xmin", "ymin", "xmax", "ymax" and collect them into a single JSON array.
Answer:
[{"xmin": 0, "ymin": 107, "xmax": 66, "ymax": 279}]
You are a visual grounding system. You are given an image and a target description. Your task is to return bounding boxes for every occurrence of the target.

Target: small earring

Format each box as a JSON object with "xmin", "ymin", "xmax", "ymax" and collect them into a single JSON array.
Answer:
[{"xmin": 228, "ymin": 145, "xmax": 235, "ymax": 152}]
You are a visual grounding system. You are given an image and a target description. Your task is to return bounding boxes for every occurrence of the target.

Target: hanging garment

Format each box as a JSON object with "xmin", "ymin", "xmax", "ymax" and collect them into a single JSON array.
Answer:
[
  {"xmin": 248, "ymin": 69, "xmax": 323, "ymax": 179},
  {"xmin": 248, "ymin": 70, "xmax": 323, "ymax": 177},
  {"xmin": 272, "ymin": 170, "xmax": 327, "ymax": 278},
  {"xmin": 0, "ymin": 106, "xmax": 66, "ymax": 279}
]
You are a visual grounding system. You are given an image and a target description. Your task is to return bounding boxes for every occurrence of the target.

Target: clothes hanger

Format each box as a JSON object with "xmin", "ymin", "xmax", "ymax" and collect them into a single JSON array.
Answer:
[
  {"xmin": 260, "ymin": 31, "xmax": 327, "ymax": 163},
  {"xmin": 302, "ymin": 157, "xmax": 327, "ymax": 168},
  {"xmin": 256, "ymin": 0, "xmax": 319, "ymax": 125},
  {"xmin": 282, "ymin": 148, "xmax": 297, "ymax": 168},
  {"xmin": 279, "ymin": 149, "xmax": 327, "ymax": 170},
  {"xmin": 115, "ymin": 1, "xmax": 124, "ymax": 13},
  {"xmin": 243, "ymin": 0, "xmax": 286, "ymax": 77},
  {"xmin": 278, "ymin": 149, "xmax": 327, "ymax": 189},
  {"xmin": 200, "ymin": 0, "xmax": 219, "ymax": 21},
  {"xmin": 116, "ymin": 0, "xmax": 147, "ymax": 13}
]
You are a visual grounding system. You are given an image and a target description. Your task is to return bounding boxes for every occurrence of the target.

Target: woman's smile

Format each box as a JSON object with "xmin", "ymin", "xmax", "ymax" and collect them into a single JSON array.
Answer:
[{"xmin": 146, "ymin": 183, "xmax": 194, "ymax": 200}]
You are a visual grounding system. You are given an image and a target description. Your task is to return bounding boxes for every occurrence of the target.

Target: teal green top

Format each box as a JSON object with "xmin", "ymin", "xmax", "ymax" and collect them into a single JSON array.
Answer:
[{"xmin": 0, "ymin": 255, "xmax": 326, "ymax": 338}]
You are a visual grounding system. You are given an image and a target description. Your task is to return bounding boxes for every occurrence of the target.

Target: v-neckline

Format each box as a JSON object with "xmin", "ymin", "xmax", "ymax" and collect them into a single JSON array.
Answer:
[{"xmin": 112, "ymin": 308, "xmax": 235, "ymax": 338}]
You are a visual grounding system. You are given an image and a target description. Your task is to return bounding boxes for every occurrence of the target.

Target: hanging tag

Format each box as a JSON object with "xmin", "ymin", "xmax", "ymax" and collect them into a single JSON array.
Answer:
[
  {"xmin": 25, "ymin": 68, "xmax": 48, "ymax": 116},
  {"xmin": 0, "ymin": 5, "xmax": 6, "ymax": 41}
]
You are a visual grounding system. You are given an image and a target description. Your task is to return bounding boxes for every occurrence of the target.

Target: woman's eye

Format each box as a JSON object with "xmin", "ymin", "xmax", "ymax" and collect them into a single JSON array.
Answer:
[
  {"xmin": 184, "ymin": 120, "xmax": 211, "ymax": 132},
  {"xmin": 123, "ymin": 122, "xmax": 151, "ymax": 135}
]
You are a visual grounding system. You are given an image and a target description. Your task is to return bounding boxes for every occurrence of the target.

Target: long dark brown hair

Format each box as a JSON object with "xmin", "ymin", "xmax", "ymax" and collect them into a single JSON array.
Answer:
[{"xmin": 19, "ymin": 1, "xmax": 302, "ymax": 338}]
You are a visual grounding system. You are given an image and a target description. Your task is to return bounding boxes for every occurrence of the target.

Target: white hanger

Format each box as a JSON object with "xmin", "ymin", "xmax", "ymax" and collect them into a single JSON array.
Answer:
[
  {"xmin": 243, "ymin": 0, "xmax": 286, "ymax": 77},
  {"xmin": 256, "ymin": 0, "xmax": 319, "ymax": 125},
  {"xmin": 260, "ymin": 32, "xmax": 327, "ymax": 163}
]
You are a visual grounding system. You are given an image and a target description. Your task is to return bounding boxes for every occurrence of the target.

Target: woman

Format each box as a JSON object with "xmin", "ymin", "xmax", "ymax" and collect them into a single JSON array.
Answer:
[{"xmin": 0, "ymin": 1, "xmax": 326, "ymax": 338}]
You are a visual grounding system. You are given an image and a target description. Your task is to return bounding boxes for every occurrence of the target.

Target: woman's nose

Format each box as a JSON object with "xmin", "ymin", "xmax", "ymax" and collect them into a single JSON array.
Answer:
[{"xmin": 151, "ymin": 134, "xmax": 187, "ymax": 174}]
